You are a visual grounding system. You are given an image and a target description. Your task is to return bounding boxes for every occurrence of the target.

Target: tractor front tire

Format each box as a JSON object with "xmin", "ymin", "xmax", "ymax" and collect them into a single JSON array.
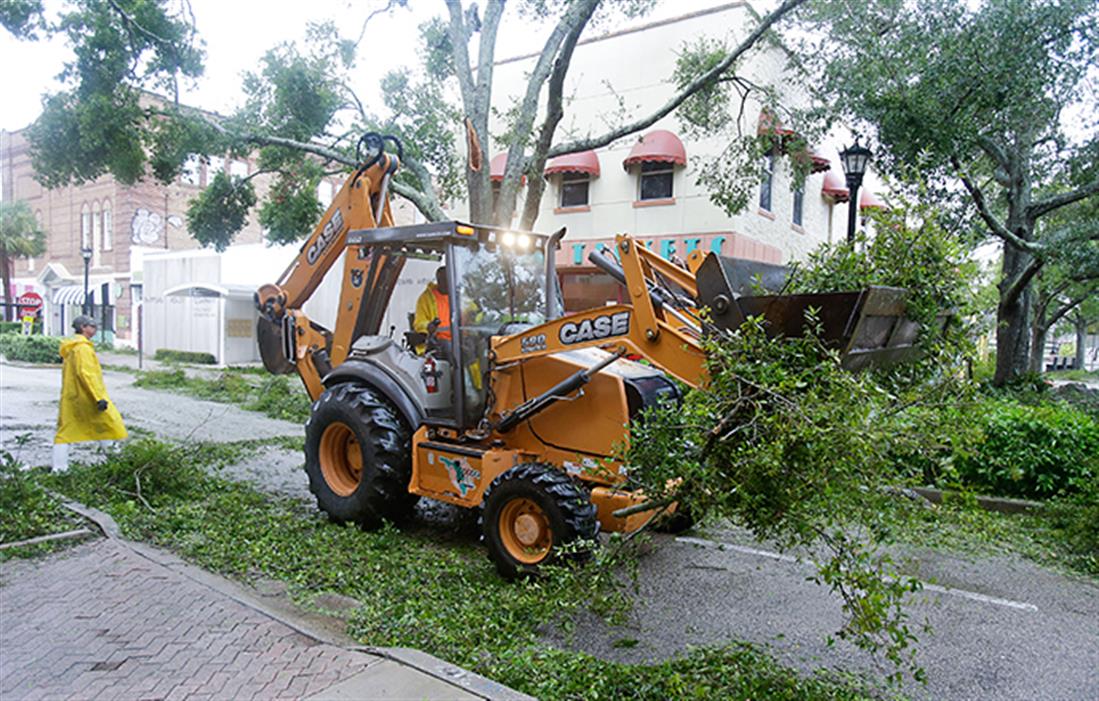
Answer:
[
  {"xmin": 304, "ymin": 383, "xmax": 418, "ymax": 529},
  {"xmin": 481, "ymin": 463, "xmax": 599, "ymax": 579}
]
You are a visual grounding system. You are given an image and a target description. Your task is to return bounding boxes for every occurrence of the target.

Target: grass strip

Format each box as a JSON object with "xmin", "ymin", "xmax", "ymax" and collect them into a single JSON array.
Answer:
[
  {"xmin": 40, "ymin": 438, "xmax": 884, "ymax": 701},
  {"xmin": 0, "ymin": 453, "xmax": 87, "ymax": 561},
  {"xmin": 132, "ymin": 368, "xmax": 311, "ymax": 423}
]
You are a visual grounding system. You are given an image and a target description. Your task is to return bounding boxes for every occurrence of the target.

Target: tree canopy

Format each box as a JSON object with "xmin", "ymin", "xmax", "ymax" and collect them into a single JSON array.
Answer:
[
  {"xmin": 796, "ymin": 0, "xmax": 1099, "ymax": 384},
  {"xmin": 9, "ymin": 0, "xmax": 810, "ymax": 250},
  {"xmin": 0, "ymin": 200, "xmax": 47, "ymax": 321}
]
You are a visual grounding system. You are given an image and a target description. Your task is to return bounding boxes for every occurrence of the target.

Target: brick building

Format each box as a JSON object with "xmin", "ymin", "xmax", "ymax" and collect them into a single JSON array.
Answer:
[{"xmin": 1, "ymin": 126, "xmax": 274, "ymax": 342}]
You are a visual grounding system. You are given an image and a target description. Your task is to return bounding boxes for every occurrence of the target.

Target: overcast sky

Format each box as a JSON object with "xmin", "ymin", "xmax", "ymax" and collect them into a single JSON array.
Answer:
[{"xmin": 0, "ymin": 0, "xmax": 740, "ymax": 131}]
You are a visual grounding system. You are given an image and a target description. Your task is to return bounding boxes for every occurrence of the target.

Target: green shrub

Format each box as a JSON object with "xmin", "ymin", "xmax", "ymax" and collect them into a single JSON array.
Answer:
[
  {"xmin": 1042, "ymin": 475, "xmax": 1099, "ymax": 575},
  {"xmin": 0, "ymin": 321, "xmax": 22, "ymax": 334},
  {"xmin": 914, "ymin": 397, "xmax": 1099, "ymax": 503},
  {"xmin": 154, "ymin": 348, "xmax": 217, "ymax": 364},
  {"xmin": 0, "ymin": 333, "xmax": 62, "ymax": 363},
  {"xmin": 0, "ymin": 450, "xmax": 82, "ymax": 556}
]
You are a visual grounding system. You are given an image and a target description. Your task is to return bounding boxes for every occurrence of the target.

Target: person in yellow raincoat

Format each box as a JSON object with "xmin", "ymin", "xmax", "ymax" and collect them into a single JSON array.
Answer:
[{"xmin": 53, "ymin": 315, "xmax": 127, "ymax": 471}]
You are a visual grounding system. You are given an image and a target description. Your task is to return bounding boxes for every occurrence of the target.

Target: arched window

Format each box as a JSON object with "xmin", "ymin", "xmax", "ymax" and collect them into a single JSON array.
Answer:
[
  {"xmin": 102, "ymin": 201, "xmax": 113, "ymax": 251},
  {"xmin": 92, "ymin": 202, "xmax": 102, "ymax": 267},
  {"xmin": 80, "ymin": 203, "xmax": 92, "ymax": 250}
]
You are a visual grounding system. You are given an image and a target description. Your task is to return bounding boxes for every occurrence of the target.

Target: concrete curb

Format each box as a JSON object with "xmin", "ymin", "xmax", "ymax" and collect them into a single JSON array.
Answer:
[
  {"xmin": 0, "ymin": 527, "xmax": 94, "ymax": 551},
  {"xmin": 58, "ymin": 496, "xmax": 533, "ymax": 701},
  {"xmin": 912, "ymin": 486, "xmax": 1043, "ymax": 515}
]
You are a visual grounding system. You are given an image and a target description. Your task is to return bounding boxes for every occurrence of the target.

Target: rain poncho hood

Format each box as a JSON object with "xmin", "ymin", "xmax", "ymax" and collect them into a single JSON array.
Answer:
[{"xmin": 55, "ymin": 334, "xmax": 127, "ymax": 444}]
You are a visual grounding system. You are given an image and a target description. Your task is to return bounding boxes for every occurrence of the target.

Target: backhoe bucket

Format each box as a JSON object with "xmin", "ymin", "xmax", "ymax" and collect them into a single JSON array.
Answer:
[
  {"xmin": 256, "ymin": 316, "xmax": 296, "ymax": 375},
  {"xmin": 694, "ymin": 253, "xmax": 946, "ymax": 371}
]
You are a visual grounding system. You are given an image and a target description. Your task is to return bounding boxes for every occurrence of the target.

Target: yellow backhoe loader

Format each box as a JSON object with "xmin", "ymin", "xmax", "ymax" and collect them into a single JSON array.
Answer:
[{"xmin": 256, "ymin": 134, "xmax": 940, "ymax": 577}]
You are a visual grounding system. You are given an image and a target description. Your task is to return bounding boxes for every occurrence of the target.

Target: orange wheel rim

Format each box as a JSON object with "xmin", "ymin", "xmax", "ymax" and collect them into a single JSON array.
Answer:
[
  {"xmin": 319, "ymin": 422, "xmax": 362, "ymax": 497},
  {"xmin": 498, "ymin": 498, "xmax": 552, "ymax": 564}
]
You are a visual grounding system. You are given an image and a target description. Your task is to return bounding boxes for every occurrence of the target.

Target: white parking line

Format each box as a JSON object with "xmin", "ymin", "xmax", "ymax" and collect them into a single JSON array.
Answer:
[
  {"xmin": 675, "ymin": 535, "xmax": 1039, "ymax": 613},
  {"xmin": 676, "ymin": 535, "xmax": 799, "ymax": 562}
]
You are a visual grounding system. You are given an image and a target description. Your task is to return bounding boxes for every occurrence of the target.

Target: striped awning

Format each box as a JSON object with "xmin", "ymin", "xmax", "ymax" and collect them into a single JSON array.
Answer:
[{"xmin": 53, "ymin": 286, "xmax": 97, "ymax": 306}]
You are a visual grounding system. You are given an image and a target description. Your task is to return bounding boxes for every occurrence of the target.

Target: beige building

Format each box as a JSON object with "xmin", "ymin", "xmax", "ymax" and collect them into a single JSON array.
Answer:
[{"xmin": 483, "ymin": 2, "xmax": 879, "ymax": 310}]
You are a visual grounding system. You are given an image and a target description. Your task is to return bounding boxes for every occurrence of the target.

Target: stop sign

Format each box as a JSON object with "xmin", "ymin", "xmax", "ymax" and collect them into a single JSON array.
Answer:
[{"xmin": 16, "ymin": 292, "xmax": 43, "ymax": 314}]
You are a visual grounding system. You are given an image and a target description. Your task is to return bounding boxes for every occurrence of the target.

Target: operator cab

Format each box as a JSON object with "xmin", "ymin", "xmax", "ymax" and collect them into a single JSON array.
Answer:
[{"xmin": 343, "ymin": 221, "xmax": 562, "ymax": 429}]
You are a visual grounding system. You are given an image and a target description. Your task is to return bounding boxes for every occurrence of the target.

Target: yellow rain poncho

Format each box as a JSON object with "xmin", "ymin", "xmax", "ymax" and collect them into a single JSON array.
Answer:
[{"xmin": 54, "ymin": 335, "xmax": 127, "ymax": 444}]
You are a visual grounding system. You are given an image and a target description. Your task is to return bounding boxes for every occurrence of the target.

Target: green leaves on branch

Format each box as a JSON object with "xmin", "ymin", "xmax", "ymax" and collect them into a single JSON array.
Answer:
[
  {"xmin": 0, "ymin": 0, "xmax": 44, "ymax": 38},
  {"xmin": 240, "ymin": 42, "xmax": 342, "ymax": 143},
  {"xmin": 186, "ymin": 172, "xmax": 257, "ymax": 252},
  {"xmin": 30, "ymin": 91, "xmax": 148, "ymax": 187},
  {"xmin": 628, "ymin": 320, "xmax": 928, "ymax": 680},
  {"xmin": 673, "ymin": 35, "xmax": 822, "ymax": 217},
  {"xmin": 625, "ymin": 203, "xmax": 983, "ymax": 680},
  {"xmin": 25, "ymin": 0, "xmax": 204, "ymax": 188},
  {"xmin": 789, "ymin": 200, "xmax": 978, "ymax": 328},
  {"xmin": 259, "ymin": 170, "xmax": 324, "ymax": 247}
]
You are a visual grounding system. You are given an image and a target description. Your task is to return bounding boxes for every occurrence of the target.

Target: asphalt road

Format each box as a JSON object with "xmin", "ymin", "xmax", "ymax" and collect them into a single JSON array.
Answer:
[
  {"xmin": 3, "ymin": 361, "xmax": 1098, "ymax": 700},
  {"xmin": 0, "ymin": 360, "xmax": 302, "ymax": 467}
]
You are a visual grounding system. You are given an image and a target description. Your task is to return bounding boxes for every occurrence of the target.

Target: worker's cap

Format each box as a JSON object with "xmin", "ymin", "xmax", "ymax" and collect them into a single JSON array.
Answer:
[{"xmin": 72, "ymin": 315, "xmax": 97, "ymax": 331}]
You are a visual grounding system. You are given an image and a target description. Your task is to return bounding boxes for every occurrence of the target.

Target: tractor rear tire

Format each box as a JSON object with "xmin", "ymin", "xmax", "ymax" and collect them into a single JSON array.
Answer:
[
  {"xmin": 481, "ymin": 463, "xmax": 599, "ymax": 579},
  {"xmin": 304, "ymin": 383, "xmax": 418, "ymax": 529}
]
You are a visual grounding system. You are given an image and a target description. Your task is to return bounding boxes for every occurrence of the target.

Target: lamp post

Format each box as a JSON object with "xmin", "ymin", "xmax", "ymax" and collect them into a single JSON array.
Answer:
[
  {"xmin": 839, "ymin": 140, "xmax": 872, "ymax": 244},
  {"xmin": 80, "ymin": 246, "xmax": 92, "ymax": 315}
]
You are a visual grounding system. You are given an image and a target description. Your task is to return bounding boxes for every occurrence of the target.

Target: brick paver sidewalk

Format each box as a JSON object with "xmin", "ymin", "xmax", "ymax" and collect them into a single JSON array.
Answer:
[
  {"xmin": 1, "ymin": 538, "xmax": 514, "ymax": 700},
  {"xmin": 0, "ymin": 539, "xmax": 373, "ymax": 700}
]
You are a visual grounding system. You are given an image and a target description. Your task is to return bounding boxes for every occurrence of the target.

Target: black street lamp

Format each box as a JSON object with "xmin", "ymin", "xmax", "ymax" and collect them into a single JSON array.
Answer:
[
  {"xmin": 81, "ymin": 246, "xmax": 93, "ymax": 314},
  {"xmin": 839, "ymin": 140, "xmax": 872, "ymax": 243}
]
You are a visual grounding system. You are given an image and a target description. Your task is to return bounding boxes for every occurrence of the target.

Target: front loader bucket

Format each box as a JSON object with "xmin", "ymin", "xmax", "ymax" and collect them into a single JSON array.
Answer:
[{"xmin": 694, "ymin": 253, "xmax": 946, "ymax": 371}]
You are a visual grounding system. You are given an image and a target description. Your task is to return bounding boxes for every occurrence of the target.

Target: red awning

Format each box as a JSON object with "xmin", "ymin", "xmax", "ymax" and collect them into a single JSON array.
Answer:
[
  {"xmin": 623, "ymin": 130, "xmax": 687, "ymax": 168},
  {"xmin": 809, "ymin": 151, "xmax": 831, "ymax": 173},
  {"xmin": 489, "ymin": 153, "xmax": 508, "ymax": 182},
  {"xmin": 860, "ymin": 188, "xmax": 889, "ymax": 210},
  {"xmin": 757, "ymin": 109, "xmax": 796, "ymax": 138},
  {"xmin": 489, "ymin": 153, "xmax": 526, "ymax": 184},
  {"xmin": 821, "ymin": 169, "xmax": 849, "ymax": 202},
  {"xmin": 545, "ymin": 150, "xmax": 600, "ymax": 177}
]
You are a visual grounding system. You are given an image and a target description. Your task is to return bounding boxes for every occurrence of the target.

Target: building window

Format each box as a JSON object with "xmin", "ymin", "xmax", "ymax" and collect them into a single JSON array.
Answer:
[
  {"xmin": 182, "ymin": 156, "xmax": 201, "ymax": 186},
  {"xmin": 759, "ymin": 154, "xmax": 775, "ymax": 211},
  {"xmin": 639, "ymin": 162, "xmax": 674, "ymax": 200},
  {"xmin": 92, "ymin": 203, "xmax": 102, "ymax": 267},
  {"xmin": 792, "ymin": 185, "xmax": 804, "ymax": 227},
  {"xmin": 560, "ymin": 173, "xmax": 590, "ymax": 208},
  {"xmin": 205, "ymin": 155, "xmax": 225, "ymax": 184},
  {"xmin": 81, "ymin": 203, "xmax": 92, "ymax": 250},
  {"xmin": 102, "ymin": 201, "xmax": 113, "ymax": 251},
  {"xmin": 316, "ymin": 180, "xmax": 334, "ymax": 208},
  {"xmin": 230, "ymin": 160, "xmax": 249, "ymax": 180}
]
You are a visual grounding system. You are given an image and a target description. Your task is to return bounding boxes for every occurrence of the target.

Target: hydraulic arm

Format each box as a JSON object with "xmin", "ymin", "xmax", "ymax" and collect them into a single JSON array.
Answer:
[{"xmin": 255, "ymin": 134, "xmax": 404, "ymax": 399}]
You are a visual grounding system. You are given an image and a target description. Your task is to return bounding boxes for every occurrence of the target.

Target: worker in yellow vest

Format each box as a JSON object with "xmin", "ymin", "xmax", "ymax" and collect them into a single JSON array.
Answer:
[
  {"xmin": 413, "ymin": 266, "xmax": 482, "ymax": 393},
  {"xmin": 413, "ymin": 266, "xmax": 452, "ymax": 343}
]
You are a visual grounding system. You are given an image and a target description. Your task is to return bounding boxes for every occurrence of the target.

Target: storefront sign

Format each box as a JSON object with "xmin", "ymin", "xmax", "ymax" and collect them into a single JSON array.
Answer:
[{"xmin": 556, "ymin": 232, "xmax": 781, "ymax": 268}]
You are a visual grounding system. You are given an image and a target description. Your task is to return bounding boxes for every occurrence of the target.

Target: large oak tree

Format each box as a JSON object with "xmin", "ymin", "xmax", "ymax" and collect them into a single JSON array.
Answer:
[
  {"xmin": 799, "ymin": 0, "xmax": 1099, "ymax": 385},
  {"xmin": 8, "ymin": 0, "xmax": 807, "ymax": 248}
]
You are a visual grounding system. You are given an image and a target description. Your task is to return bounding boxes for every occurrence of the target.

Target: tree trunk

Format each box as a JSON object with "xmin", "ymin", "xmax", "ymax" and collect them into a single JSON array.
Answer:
[
  {"xmin": 1, "ymin": 253, "xmax": 12, "ymax": 323},
  {"xmin": 1029, "ymin": 322, "xmax": 1046, "ymax": 373},
  {"xmin": 1075, "ymin": 313, "xmax": 1087, "ymax": 371},
  {"xmin": 994, "ymin": 246, "xmax": 1034, "ymax": 384}
]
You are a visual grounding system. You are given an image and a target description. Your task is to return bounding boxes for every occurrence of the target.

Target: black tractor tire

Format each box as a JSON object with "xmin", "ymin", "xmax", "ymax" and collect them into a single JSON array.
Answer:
[
  {"xmin": 653, "ymin": 503, "xmax": 696, "ymax": 534},
  {"xmin": 481, "ymin": 463, "xmax": 600, "ymax": 579},
  {"xmin": 304, "ymin": 383, "xmax": 418, "ymax": 529}
]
